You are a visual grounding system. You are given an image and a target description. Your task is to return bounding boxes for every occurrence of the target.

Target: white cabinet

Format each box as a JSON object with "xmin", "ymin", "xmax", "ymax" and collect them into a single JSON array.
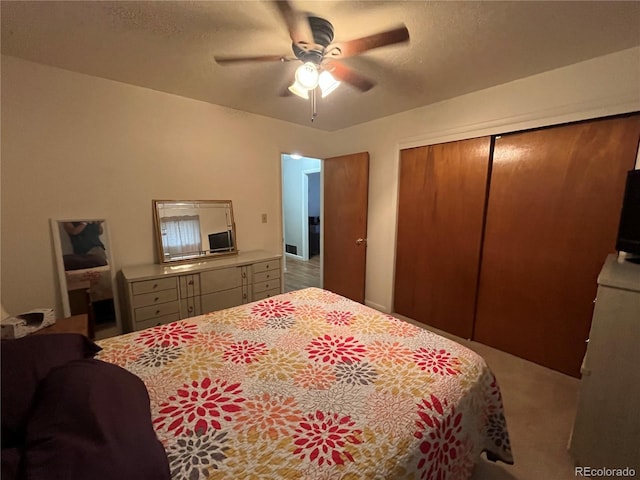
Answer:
[
  {"xmin": 121, "ymin": 251, "xmax": 283, "ymax": 332},
  {"xmin": 569, "ymin": 254, "xmax": 640, "ymax": 470}
]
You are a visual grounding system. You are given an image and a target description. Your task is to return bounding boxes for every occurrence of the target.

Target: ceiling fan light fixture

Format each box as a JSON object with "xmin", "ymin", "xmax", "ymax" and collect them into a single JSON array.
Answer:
[
  {"xmin": 318, "ymin": 71, "xmax": 340, "ymax": 98},
  {"xmin": 294, "ymin": 62, "xmax": 320, "ymax": 90},
  {"xmin": 288, "ymin": 80, "xmax": 309, "ymax": 99}
]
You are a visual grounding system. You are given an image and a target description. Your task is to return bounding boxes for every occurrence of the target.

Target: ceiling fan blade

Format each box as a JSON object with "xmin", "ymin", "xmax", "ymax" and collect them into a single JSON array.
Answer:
[
  {"xmin": 328, "ymin": 25, "xmax": 409, "ymax": 59},
  {"xmin": 278, "ymin": 63, "xmax": 299, "ymax": 97},
  {"xmin": 279, "ymin": 85, "xmax": 294, "ymax": 97},
  {"xmin": 273, "ymin": 0, "xmax": 314, "ymax": 48},
  {"xmin": 325, "ymin": 61, "xmax": 376, "ymax": 92},
  {"xmin": 214, "ymin": 54, "xmax": 294, "ymax": 65}
]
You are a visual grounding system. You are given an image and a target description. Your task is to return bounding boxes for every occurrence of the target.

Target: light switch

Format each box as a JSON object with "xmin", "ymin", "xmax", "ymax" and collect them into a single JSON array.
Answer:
[{"xmin": 261, "ymin": 213, "xmax": 267, "ymax": 223}]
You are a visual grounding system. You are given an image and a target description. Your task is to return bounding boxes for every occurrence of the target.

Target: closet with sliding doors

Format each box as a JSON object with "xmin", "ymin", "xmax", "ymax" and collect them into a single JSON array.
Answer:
[{"xmin": 394, "ymin": 113, "xmax": 640, "ymax": 377}]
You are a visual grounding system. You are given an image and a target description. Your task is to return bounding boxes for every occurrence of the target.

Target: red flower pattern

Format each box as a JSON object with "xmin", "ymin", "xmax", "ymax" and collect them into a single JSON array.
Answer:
[
  {"xmin": 293, "ymin": 411, "xmax": 362, "ymax": 466},
  {"xmin": 325, "ymin": 310, "xmax": 354, "ymax": 326},
  {"xmin": 251, "ymin": 299, "xmax": 295, "ymax": 318},
  {"xmin": 135, "ymin": 322, "xmax": 198, "ymax": 348},
  {"xmin": 223, "ymin": 340, "xmax": 268, "ymax": 364},
  {"xmin": 413, "ymin": 348, "xmax": 462, "ymax": 375},
  {"xmin": 414, "ymin": 394, "xmax": 463, "ymax": 480},
  {"xmin": 154, "ymin": 378, "xmax": 245, "ymax": 435},
  {"xmin": 305, "ymin": 335, "xmax": 366, "ymax": 364}
]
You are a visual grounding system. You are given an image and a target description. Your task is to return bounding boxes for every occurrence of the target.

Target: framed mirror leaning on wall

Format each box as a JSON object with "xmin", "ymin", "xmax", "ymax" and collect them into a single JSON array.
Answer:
[
  {"xmin": 153, "ymin": 200, "xmax": 237, "ymax": 264},
  {"xmin": 51, "ymin": 218, "xmax": 121, "ymax": 339}
]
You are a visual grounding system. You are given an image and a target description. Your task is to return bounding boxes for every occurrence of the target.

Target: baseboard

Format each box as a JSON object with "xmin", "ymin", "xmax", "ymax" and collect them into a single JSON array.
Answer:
[{"xmin": 364, "ymin": 299, "xmax": 389, "ymax": 313}]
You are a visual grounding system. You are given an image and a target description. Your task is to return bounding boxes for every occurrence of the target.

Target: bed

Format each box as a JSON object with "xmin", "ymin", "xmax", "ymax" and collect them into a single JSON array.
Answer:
[
  {"xmin": 96, "ymin": 287, "xmax": 513, "ymax": 479},
  {"xmin": 64, "ymin": 264, "xmax": 113, "ymax": 303}
]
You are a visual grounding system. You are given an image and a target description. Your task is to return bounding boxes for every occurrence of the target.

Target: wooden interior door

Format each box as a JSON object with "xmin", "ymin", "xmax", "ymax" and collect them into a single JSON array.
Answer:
[
  {"xmin": 394, "ymin": 137, "xmax": 492, "ymax": 338},
  {"xmin": 323, "ymin": 152, "xmax": 369, "ymax": 303},
  {"xmin": 474, "ymin": 114, "xmax": 640, "ymax": 377}
]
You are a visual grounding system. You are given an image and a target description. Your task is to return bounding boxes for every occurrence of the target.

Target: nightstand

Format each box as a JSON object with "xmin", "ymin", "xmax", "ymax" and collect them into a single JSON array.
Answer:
[{"xmin": 32, "ymin": 314, "xmax": 90, "ymax": 338}]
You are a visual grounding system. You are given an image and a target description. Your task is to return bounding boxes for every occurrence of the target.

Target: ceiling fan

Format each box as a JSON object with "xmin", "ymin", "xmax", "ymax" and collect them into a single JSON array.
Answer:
[{"xmin": 213, "ymin": 0, "xmax": 410, "ymax": 115}]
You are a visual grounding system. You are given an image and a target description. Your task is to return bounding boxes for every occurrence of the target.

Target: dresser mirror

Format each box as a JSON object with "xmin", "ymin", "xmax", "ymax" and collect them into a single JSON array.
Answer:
[
  {"xmin": 51, "ymin": 218, "xmax": 121, "ymax": 339},
  {"xmin": 153, "ymin": 200, "xmax": 237, "ymax": 264}
]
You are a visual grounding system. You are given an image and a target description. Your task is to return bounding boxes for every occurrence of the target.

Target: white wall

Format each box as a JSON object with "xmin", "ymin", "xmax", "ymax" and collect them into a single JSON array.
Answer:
[
  {"xmin": 281, "ymin": 154, "xmax": 321, "ymax": 258},
  {"xmin": 0, "ymin": 56, "xmax": 329, "ymax": 318},
  {"xmin": 2, "ymin": 46, "xmax": 639, "ymax": 321},
  {"xmin": 308, "ymin": 173, "xmax": 321, "ymax": 217},
  {"xmin": 322, "ymin": 46, "xmax": 640, "ymax": 312}
]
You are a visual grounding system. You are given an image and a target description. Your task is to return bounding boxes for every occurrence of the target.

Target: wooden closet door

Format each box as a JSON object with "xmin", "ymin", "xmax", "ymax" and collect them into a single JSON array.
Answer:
[
  {"xmin": 474, "ymin": 114, "xmax": 640, "ymax": 377},
  {"xmin": 394, "ymin": 137, "xmax": 491, "ymax": 338}
]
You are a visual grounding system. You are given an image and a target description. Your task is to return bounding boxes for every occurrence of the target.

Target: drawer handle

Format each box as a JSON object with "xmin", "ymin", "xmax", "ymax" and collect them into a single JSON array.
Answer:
[
  {"xmin": 265, "ymin": 265, "xmax": 269, "ymax": 269},
  {"xmin": 243, "ymin": 293, "xmax": 247, "ymax": 300},
  {"xmin": 188, "ymin": 306, "xmax": 193, "ymax": 313},
  {"xmin": 155, "ymin": 310, "xmax": 160, "ymax": 315},
  {"xmin": 265, "ymin": 284, "xmax": 269, "ymax": 288},
  {"xmin": 153, "ymin": 283, "xmax": 158, "ymax": 289},
  {"xmin": 266, "ymin": 274, "xmax": 270, "ymax": 279},
  {"xmin": 242, "ymin": 271, "xmax": 246, "ymax": 279},
  {"xmin": 154, "ymin": 297, "xmax": 159, "ymax": 302},
  {"xmin": 188, "ymin": 280, "xmax": 194, "ymax": 285}
]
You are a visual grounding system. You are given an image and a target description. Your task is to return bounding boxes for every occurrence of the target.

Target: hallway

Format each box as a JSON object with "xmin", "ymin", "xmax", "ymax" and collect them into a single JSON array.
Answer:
[{"xmin": 284, "ymin": 255, "xmax": 321, "ymax": 292}]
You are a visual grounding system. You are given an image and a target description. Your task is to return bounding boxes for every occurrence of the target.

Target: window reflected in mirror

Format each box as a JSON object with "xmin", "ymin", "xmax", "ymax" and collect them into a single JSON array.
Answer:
[{"xmin": 153, "ymin": 200, "xmax": 237, "ymax": 263}]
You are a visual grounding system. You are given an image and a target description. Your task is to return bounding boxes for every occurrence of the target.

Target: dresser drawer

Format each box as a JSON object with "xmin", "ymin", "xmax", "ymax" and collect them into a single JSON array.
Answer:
[
  {"xmin": 252, "ymin": 260, "xmax": 280, "ymax": 274},
  {"xmin": 252, "ymin": 287, "xmax": 281, "ymax": 301},
  {"xmin": 132, "ymin": 277, "xmax": 177, "ymax": 295},
  {"xmin": 135, "ymin": 301, "xmax": 180, "ymax": 322},
  {"xmin": 253, "ymin": 279, "xmax": 280, "ymax": 294},
  {"xmin": 200, "ymin": 267, "xmax": 243, "ymax": 294},
  {"xmin": 133, "ymin": 313, "xmax": 181, "ymax": 331},
  {"xmin": 253, "ymin": 269, "xmax": 280, "ymax": 284},
  {"xmin": 132, "ymin": 288, "xmax": 178, "ymax": 308},
  {"xmin": 201, "ymin": 287, "xmax": 244, "ymax": 313}
]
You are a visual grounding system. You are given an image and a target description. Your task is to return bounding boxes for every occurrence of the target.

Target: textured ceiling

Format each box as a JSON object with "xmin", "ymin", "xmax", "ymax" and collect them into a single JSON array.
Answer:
[{"xmin": 2, "ymin": 1, "xmax": 640, "ymax": 131}]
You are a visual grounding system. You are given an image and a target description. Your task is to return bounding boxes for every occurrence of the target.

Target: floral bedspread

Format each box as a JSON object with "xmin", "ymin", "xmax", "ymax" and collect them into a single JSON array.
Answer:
[
  {"xmin": 65, "ymin": 265, "xmax": 113, "ymax": 302},
  {"xmin": 97, "ymin": 287, "xmax": 512, "ymax": 479}
]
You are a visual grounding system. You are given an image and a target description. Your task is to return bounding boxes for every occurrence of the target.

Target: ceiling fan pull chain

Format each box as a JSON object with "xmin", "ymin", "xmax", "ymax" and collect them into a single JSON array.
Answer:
[{"xmin": 311, "ymin": 88, "xmax": 317, "ymax": 122}]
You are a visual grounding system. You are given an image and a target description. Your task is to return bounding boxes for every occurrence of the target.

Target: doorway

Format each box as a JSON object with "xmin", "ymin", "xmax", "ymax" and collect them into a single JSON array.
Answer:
[{"xmin": 281, "ymin": 154, "xmax": 322, "ymax": 292}]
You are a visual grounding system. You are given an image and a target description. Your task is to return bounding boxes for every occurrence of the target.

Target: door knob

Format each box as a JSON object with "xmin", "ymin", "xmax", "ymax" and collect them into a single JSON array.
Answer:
[{"xmin": 355, "ymin": 238, "xmax": 367, "ymax": 246}]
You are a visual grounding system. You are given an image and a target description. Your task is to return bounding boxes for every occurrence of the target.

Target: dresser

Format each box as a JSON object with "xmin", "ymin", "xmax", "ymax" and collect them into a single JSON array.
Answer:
[
  {"xmin": 121, "ymin": 250, "xmax": 283, "ymax": 332},
  {"xmin": 569, "ymin": 254, "xmax": 640, "ymax": 470}
]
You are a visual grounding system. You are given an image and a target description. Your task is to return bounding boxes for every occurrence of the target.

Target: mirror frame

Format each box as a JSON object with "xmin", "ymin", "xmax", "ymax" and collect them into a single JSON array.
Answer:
[
  {"xmin": 50, "ymin": 218, "xmax": 122, "ymax": 339},
  {"xmin": 153, "ymin": 200, "xmax": 238, "ymax": 264}
]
